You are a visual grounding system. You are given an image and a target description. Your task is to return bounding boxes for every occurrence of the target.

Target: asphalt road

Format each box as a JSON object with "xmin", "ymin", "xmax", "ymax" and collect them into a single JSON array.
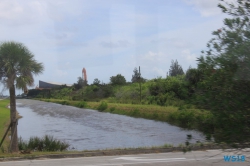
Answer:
[{"xmin": 1, "ymin": 149, "xmax": 250, "ymax": 166}]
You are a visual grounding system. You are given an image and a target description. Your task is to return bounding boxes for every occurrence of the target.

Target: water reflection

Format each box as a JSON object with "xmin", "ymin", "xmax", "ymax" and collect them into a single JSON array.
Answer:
[{"xmin": 17, "ymin": 99, "xmax": 205, "ymax": 150}]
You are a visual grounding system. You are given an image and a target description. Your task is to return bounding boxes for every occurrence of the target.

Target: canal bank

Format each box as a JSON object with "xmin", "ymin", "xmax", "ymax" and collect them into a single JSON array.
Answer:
[
  {"xmin": 38, "ymin": 98, "xmax": 214, "ymax": 135},
  {"xmin": 1, "ymin": 142, "xmax": 250, "ymax": 162}
]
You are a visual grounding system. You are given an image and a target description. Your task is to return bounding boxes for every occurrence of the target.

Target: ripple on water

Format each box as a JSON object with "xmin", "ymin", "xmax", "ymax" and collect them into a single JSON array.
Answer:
[{"xmin": 17, "ymin": 99, "xmax": 205, "ymax": 150}]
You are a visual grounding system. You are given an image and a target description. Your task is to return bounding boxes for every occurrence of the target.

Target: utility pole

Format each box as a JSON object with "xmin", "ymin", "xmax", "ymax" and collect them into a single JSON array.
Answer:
[{"xmin": 139, "ymin": 66, "xmax": 142, "ymax": 104}]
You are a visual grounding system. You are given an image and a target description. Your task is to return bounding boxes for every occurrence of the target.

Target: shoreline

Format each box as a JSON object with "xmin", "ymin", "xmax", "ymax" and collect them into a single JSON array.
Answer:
[
  {"xmin": 1, "ymin": 142, "xmax": 250, "ymax": 161},
  {"xmin": 36, "ymin": 98, "xmax": 214, "ymax": 134}
]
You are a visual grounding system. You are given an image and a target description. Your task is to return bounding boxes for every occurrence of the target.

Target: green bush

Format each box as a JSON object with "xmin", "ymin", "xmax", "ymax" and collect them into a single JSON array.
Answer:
[
  {"xmin": 97, "ymin": 101, "xmax": 108, "ymax": 112},
  {"xmin": 60, "ymin": 100, "xmax": 69, "ymax": 105},
  {"xmin": 18, "ymin": 135, "xmax": 69, "ymax": 152},
  {"xmin": 152, "ymin": 112, "xmax": 159, "ymax": 119},
  {"xmin": 72, "ymin": 95, "xmax": 81, "ymax": 101},
  {"xmin": 129, "ymin": 109, "xmax": 140, "ymax": 117},
  {"xmin": 75, "ymin": 101, "xmax": 87, "ymax": 108},
  {"xmin": 109, "ymin": 107, "xmax": 116, "ymax": 112}
]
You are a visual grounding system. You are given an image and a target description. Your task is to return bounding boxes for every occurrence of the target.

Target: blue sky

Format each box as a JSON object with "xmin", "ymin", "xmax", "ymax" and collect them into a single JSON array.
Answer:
[{"xmin": 0, "ymin": 0, "xmax": 235, "ymax": 95}]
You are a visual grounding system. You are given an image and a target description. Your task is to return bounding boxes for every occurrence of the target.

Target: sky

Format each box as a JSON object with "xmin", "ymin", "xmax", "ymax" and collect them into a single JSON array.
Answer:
[{"xmin": 0, "ymin": 0, "xmax": 236, "ymax": 95}]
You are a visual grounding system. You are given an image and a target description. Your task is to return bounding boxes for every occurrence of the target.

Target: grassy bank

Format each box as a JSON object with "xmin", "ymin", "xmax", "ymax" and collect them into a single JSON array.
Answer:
[
  {"xmin": 0, "ymin": 141, "xmax": 231, "ymax": 160},
  {"xmin": 0, "ymin": 99, "xmax": 10, "ymax": 153},
  {"xmin": 37, "ymin": 98, "xmax": 214, "ymax": 133}
]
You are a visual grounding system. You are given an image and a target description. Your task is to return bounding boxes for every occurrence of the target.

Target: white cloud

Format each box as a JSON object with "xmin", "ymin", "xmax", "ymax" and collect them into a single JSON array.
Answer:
[
  {"xmin": 0, "ymin": 0, "xmax": 48, "ymax": 26},
  {"xmin": 181, "ymin": 49, "xmax": 197, "ymax": 62},
  {"xmin": 152, "ymin": 67, "xmax": 166, "ymax": 77},
  {"xmin": 136, "ymin": 51, "xmax": 166, "ymax": 64},
  {"xmin": 100, "ymin": 40, "xmax": 130, "ymax": 48},
  {"xmin": 56, "ymin": 69, "xmax": 68, "ymax": 77},
  {"xmin": 130, "ymin": 51, "xmax": 169, "ymax": 78},
  {"xmin": 143, "ymin": 51, "xmax": 164, "ymax": 62},
  {"xmin": 183, "ymin": 0, "xmax": 237, "ymax": 17},
  {"xmin": 0, "ymin": 1, "xmax": 23, "ymax": 19},
  {"xmin": 151, "ymin": 38, "xmax": 191, "ymax": 49}
]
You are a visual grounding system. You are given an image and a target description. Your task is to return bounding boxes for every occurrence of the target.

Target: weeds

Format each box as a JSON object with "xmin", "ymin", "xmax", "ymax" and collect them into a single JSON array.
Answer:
[
  {"xmin": 0, "ymin": 146, "xmax": 6, "ymax": 153},
  {"xmin": 129, "ymin": 109, "xmax": 140, "ymax": 117},
  {"xmin": 97, "ymin": 101, "xmax": 108, "ymax": 112},
  {"xmin": 163, "ymin": 144, "xmax": 173, "ymax": 148},
  {"xmin": 60, "ymin": 101, "xmax": 70, "ymax": 105},
  {"xmin": 109, "ymin": 107, "xmax": 116, "ymax": 112},
  {"xmin": 18, "ymin": 135, "xmax": 69, "ymax": 152},
  {"xmin": 75, "ymin": 101, "xmax": 87, "ymax": 108}
]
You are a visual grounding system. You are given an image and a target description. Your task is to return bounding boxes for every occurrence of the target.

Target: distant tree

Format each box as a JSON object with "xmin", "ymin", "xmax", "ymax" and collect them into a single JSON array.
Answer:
[
  {"xmin": 169, "ymin": 60, "xmax": 184, "ymax": 76},
  {"xmin": 77, "ymin": 77, "xmax": 84, "ymax": 86},
  {"xmin": 83, "ymin": 80, "xmax": 88, "ymax": 86},
  {"xmin": 185, "ymin": 68, "xmax": 203, "ymax": 86},
  {"xmin": 27, "ymin": 89, "xmax": 42, "ymax": 97},
  {"xmin": 131, "ymin": 67, "xmax": 147, "ymax": 83},
  {"xmin": 131, "ymin": 68, "xmax": 140, "ymax": 83},
  {"xmin": 93, "ymin": 78, "xmax": 101, "ymax": 85},
  {"xmin": 110, "ymin": 74, "xmax": 126, "ymax": 85},
  {"xmin": 73, "ymin": 77, "xmax": 84, "ymax": 90},
  {"xmin": 131, "ymin": 67, "xmax": 146, "ymax": 83},
  {"xmin": 185, "ymin": 67, "xmax": 203, "ymax": 97}
]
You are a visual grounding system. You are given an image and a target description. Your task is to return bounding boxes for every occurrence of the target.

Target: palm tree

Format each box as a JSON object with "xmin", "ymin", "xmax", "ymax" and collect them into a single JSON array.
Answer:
[{"xmin": 0, "ymin": 41, "xmax": 44, "ymax": 152}]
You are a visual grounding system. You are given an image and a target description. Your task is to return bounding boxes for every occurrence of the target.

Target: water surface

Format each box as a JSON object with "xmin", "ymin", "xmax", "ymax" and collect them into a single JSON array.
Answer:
[{"xmin": 17, "ymin": 99, "xmax": 205, "ymax": 150}]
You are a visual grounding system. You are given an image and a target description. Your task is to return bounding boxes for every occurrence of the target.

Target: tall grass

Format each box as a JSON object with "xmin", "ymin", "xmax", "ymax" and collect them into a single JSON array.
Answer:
[
  {"xmin": 18, "ymin": 135, "xmax": 69, "ymax": 152},
  {"xmin": 0, "ymin": 99, "xmax": 10, "ymax": 153},
  {"xmin": 97, "ymin": 101, "xmax": 108, "ymax": 112},
  {"xmin": 75, "ymin": 101, "xmax": 87, "ymax": 108}
]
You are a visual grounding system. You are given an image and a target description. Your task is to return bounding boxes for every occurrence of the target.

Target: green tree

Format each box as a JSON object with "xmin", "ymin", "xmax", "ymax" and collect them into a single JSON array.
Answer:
[
  {"xmin": 77, "ymin": 77, "xmax": 84, "ymax": 86},
  {"xmin": 131, "ymin": 67, "xmax": 146, "ymax": 83},
  {"xmin": 169, "ymin": 60, "xmax": 184, "ymax": 76},
  {"xmin": 196, "ymin": 0, "xmax": 250, "ymax": 142},
  {"xmin": 110, "ymin": 74, "xmax": 126, "ymax": 85},
  {"xmin": 149, "ymin": 75, "xmax": 188, "ymax": 104},
  {"xmin": 185, "ymin": 68, "xmax": 203, "ymax": 86},
  {"xmin": 93, "ymin": 78, "xmax": 101, "ymax": 85},
  {"xmin": 0, "ymin": 41, "xmax": 44, "ymax": 152},
  {"xmin": 131, "ymin": 67, "xmax": 140, "ymax": 83},
  {"xmin": 185, "ymin": 67, "xmax": 203, "ymax": 97},
  {"xmin": 73, "ymin": 77, "xmax": 85, "ymax": 90}
]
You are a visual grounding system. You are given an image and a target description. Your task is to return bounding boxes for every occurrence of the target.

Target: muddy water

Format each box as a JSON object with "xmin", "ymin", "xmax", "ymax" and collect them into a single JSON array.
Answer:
[{"xmin": 16, "ymin": 99, "xmax": 205, "ymax": 150}]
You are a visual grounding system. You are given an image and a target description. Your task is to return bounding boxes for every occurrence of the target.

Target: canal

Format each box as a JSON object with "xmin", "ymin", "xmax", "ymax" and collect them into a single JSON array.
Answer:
[{"xmin": 17, "ymin": 99, "xmax": 205, "ymax": 150}]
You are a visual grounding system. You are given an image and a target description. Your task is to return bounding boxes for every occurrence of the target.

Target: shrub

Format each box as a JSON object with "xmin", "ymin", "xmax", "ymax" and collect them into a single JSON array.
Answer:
[
  {"xmin": 60, "ymin": 100, "xmax": 69, "ymax": 105},
  {"xmin": 75, "ymin": 101, "xmax": 87, "ymax": 108},
  {"xmin": 72, "ymin": 95, "xmax": 81, "ymax": 101},
  {"xmin": 130, "ymin": 109, "xmax": 140, "ymax": 117},
  {"xmin": 152, "ymin": 112, "xmax": 159, "ymax": 119},
  {"xmin": 97, "ymin": 101, "xmax": 108, "ymax": 112},
  {"xmin": 18, "ymin": 135, "xmax": 69, "ymax": 152},
  {"xmin": 109, "ymin": 107, "xmax": 116, "ymax": 112}
]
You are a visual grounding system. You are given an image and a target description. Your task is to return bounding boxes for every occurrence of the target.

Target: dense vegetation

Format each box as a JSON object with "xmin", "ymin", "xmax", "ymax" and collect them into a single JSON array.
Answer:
[{"xmin": 28, "ymin": 0, "xmax": 250, "ymax": 144}]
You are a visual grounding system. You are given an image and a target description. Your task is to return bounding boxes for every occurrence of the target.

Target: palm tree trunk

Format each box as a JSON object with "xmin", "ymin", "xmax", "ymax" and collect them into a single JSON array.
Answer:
[{"xmin": 9, "ymin": 84, "xmax": 18, "ymax": 153}]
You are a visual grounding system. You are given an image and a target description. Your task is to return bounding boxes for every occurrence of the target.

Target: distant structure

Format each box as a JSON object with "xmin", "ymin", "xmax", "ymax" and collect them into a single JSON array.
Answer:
[
  {"xmin": 38, "ymin": 80, "xmax": 72, "ymax": 89},
  {"xmin": 82, "ymin": 68, "xmax": 87, "ymax": 82}
]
